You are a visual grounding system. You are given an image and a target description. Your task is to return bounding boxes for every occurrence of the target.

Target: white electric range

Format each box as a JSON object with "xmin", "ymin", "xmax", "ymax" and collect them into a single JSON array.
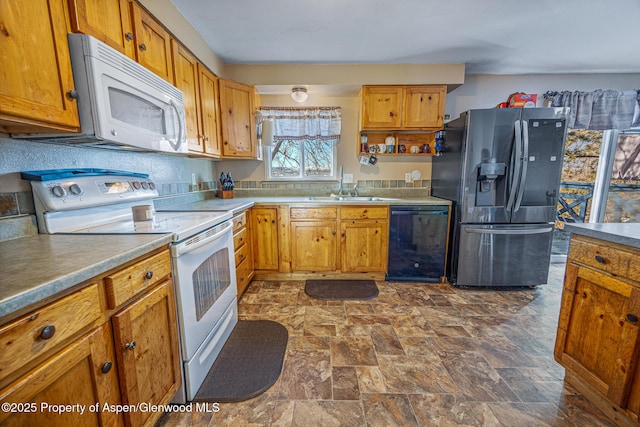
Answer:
[{"xmin": 23, "ymin": 169, "xmax": 238, "ymax": 403}]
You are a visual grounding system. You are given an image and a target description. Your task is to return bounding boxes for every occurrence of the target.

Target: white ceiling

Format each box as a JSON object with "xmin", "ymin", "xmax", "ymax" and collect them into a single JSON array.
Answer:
[{"xmin": 171, "ymin": 0, "xmax": 639, "ymax": 75}]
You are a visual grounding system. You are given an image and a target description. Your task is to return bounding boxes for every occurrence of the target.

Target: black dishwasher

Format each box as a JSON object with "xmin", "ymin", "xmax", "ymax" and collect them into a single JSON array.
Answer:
[{"xmin": 387, "ymin": 205, "xmax": 449, "ymax": 282}]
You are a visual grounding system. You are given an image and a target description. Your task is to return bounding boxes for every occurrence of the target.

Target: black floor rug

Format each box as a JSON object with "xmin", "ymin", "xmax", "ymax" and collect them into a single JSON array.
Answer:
[
  {"xmin": 305, "ymin": 279, "xmax": 379, "ymax": 300},
  {"xmin": 193, "ymin": 320, "xmax": 288, "ymax": 403}
]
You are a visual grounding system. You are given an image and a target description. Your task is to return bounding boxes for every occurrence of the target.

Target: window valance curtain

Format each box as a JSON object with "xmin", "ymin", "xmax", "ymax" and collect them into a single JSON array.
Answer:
[
  {"xmin": 544, "ymin": 89, "xmax": 640, "ymax": 130},
  {"xmin": 258, "ymin": 107, "xmax": 342, "ymax": 141}
]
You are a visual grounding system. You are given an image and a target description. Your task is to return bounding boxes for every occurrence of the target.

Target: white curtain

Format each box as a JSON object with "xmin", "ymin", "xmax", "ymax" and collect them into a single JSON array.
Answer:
[
  {"xmin": 544, "ymin": 89, "xmax": 640, "ymax": 130},
  {"xmin": 257, "ymin": 107, "xmax": 342, "ymax": 141}
]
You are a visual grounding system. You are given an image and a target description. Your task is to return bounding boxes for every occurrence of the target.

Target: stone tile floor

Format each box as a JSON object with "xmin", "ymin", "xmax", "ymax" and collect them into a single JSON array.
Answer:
[{"xmin": 158, "ymin": 264, "xmax": 616, "ymax": 426}]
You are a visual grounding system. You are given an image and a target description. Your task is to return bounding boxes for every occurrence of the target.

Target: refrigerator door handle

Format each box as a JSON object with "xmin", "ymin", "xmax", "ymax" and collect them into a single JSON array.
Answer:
[
  {"xmin": 464, "ymin": 225, "xmax": 554, "ymax": 235},
  {"xmin": 514, "ymin": 120, "xmax": 530, "ymax": 212},
  {"xmin": 506, "ymin": 120, "xmax": 522, "ymax": 212}
]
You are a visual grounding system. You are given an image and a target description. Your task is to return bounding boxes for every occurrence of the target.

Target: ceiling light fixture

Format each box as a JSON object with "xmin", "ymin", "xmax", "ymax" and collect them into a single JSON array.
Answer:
[{"xmin": 291, "ymin": 87, "xmax": 308, "ymax": 103}]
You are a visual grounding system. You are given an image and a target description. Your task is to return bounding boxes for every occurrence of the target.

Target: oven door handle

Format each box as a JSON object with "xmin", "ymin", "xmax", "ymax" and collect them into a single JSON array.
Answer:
[{"xmin": 172, "ymin": 220, "xmax": 233, "ymax": 256}]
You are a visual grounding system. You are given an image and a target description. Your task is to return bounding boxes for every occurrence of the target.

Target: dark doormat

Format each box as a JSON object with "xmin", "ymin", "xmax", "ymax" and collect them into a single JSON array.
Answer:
[
  {"xmin": 193, "ymin": 320, "xmax": 288, "ymax": 403},
  {"xmin": 305, "ymin": 279, "xmax": 379, "ymax": 300}
]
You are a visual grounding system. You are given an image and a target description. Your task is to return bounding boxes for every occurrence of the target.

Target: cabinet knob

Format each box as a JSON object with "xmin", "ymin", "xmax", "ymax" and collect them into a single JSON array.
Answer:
[
  {"xmin": 125, "ymin": 32, "xmax": 134, "ymax": 41},
  {"xmin": 67, "ymin": 90, "xmax": 78, "ymax": 99},
  {"xmin": 40, "ymin": 325, "xmax": 56, "ymax": 340},
  {"xmin": 332, "ymin": 231, "xmax": 337, "ymax": 236},
  {"xmin": 271, "ymin": 219, "xmax": 276, "ymax": 224},
  {"xmin": 627, "ymin": 314, "xmax": 638, "ymax": 324},
  {"xmin": 594, "ymin": 255, "xmax": 606, "ymax": 264},
  {"xmin": 144, "ymin": 270, "xmax": 153, "ymax": 280},
  {"xmin": 101, "ymin": 361, "xmax": 113, "ymax": 374},
  {"xmin": 139, "ymin": 43, "xmax": 147, "ymax": 52},
  {"xmin": 125, "ymin": 341, "xmax": 136, "ymax": 351}
]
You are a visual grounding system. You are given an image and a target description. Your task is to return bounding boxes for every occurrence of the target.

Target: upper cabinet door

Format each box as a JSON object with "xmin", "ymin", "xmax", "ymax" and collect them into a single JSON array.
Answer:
[
  {"xmin": 403, "ymin": 85, "xmax": 446, "ymax": 129},
  {"xmin": 0, "ymin": 0, "xmax": 79, "ymax": 133},
  {"xmin": 67, "ymin": 0, "xmax": 135, "ymax": 59},
  {"xmin": 171, "ymin": 40, "xmax": 201, "ymax": 152},
  {"xmin": 219, "ymin": 79, "xmax": 257, "ymax": 158},
  {"xmin": 197, "ymin": 64, "xmax": 222, "ymax": 157},
  {"xmin": 361, "ymin": 86, "xmax": 403, "ymax": 129},
  {"xmin": 130, "ymin": 2, "xmax": 173, "ymax": 82}
]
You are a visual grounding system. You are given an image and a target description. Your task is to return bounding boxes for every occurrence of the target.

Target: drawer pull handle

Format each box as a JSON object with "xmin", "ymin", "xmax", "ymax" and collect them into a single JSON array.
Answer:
[
  {"xmin": 144, "ymin": 270, "xmax": 153, "ymax": 280},
  {"xmin": 627, "ymin": 314, "xmax": 638, "ymax": 324},
  {"xmin": 595, "ymin": 255, "xmax": 606, "ymax": 264},
  {"xmin": 40, "ymin": 325, "xmax": 56, "ymax": 340},
  {"xmin": 139, "ymin": 43, "xmax": 147, "ymax": 52},
  {"xmin": 125, "ymin": 341, "xmax": 136, "ymax": 351},
  {"xmin": 125, "ymin": 32, "xmax": 133, "ymax": 41},
  {"xmin": 101, "ymin": 362, "xmax": 113, "ymax": 374}
]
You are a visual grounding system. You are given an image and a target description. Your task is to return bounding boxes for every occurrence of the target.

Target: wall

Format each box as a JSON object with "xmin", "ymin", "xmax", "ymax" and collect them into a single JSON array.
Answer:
[{"xmin": 446, "ymin": 73, "xmax": 640, "ymax": 118}]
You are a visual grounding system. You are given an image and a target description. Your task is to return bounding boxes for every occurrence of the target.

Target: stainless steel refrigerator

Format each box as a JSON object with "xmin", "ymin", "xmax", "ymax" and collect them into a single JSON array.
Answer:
[{"xmin": 432, "ymin": 108, "xmax": 569, "ymax": 287}]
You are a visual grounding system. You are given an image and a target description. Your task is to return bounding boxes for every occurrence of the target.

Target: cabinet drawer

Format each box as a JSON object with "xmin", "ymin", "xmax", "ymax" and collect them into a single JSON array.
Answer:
[
  {"xmin": 234, "ymin": 227, "xmax": 248, "ymax": 250},
  {"xmin": 290, "ymin": 207, "xmax": 337, "ymax": 220},
  {"xmin": 0, "ymin": 284, "xmax": 101, "ymax": 384},
  {"xmin": 235, "ymin": 240, "xmax": 252, "ymax": 267},
  {"xmin": 341, "ymin": 206, "xmax": 388, "ymax": 220},
  {"xmin": 569, "ymin": 238, "xmax": 624, "ymax": 277},
  {"xmin": 105, "ymin": 250, "xmax": 171, "ymax": 309},
  {"xmin": 232, "ymin": 212, "xmax": 247, "ymax": 234},
  {"xmin": 236, "ymin": 257, "xmax": 253, "ymax": 296}
]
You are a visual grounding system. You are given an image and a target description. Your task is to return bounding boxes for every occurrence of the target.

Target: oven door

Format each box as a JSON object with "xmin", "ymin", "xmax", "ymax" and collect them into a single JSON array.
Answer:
[{"xmin": 170, "ymin": 220, "xmax": 237, "ymax": 361}]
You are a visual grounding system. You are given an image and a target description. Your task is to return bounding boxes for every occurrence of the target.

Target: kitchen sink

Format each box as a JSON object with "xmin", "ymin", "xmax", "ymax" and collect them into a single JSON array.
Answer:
[{"xmin": 304, "ymin": 196, "xmax": 399, "ymax": 202}]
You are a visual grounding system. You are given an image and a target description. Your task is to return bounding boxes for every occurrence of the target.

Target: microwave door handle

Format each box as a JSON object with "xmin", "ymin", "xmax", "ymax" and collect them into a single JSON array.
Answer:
[
  {"xmin": 514, "ymin": 120, "xmax": 529, "ymax": 212},
  {"xmin": 506, "ymin": 120, "xmax": 522, "ymax": 212},
  {"xmin": 169, "ymin": 99, "xmax": 185, "ymax": 151}
]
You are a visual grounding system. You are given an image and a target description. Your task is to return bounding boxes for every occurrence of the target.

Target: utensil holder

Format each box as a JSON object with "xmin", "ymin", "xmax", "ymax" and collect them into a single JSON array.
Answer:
[{"xmin": 217, "ymin": 190, "xmax": 234, "ymax": 199}]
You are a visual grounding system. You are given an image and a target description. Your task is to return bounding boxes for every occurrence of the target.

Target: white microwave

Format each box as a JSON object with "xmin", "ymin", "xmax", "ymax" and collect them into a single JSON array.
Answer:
[{"xmin": 15, "ymin": 34, "xmax": 187, "ymax": 154}]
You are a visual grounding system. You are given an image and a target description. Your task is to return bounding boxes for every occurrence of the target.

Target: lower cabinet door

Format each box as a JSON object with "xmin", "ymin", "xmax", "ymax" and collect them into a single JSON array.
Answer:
[
  {"xmin": 555, "ymin": 262, "xmax": 640, "ymax": 407},
  {"xmin": 290, "ymin": 221, "xmax": 338, "ymax": 271},
  {"xmin": 0, "ymin": 323, "xmax": 123, "ymax": 427},
  {"xmin": 112, "ymin": 279, "xmax": 181, "ymax": 427},
  {"xmin": 340, "ymin": 220, "xmax": 388, "ymax": 272}
]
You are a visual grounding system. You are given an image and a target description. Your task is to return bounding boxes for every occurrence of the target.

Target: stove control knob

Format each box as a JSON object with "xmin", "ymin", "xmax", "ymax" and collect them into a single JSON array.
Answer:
[
  {"xmin": 148, "ymin": 181, "xmax": 156, "ymax": 190},
  {"xmin": 131, "ymin": 181, "xmax": 141, "ymax": 190},
  {"xmin": 51, "ymin": 185, "xmax": 67, "ymax": 198},
  {"xmin": 68, "ymin": 184, "xmax": 82, "ymax": 195},
  {"xmin": 141, "ymin": 181, "xmax": 149, "ymax": 190}
]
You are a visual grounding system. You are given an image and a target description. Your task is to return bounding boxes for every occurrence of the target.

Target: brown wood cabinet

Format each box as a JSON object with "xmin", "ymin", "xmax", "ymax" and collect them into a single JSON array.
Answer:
[
  {"xmin": 68, "ymin": 0, "xmax": 135, "ymax": 59},
  {"xmin": 555, "ymin": 234, "xmax": 640, "ymax": 426},
  {"xmin": 233, "ymin": 210, "xmax": 255, "ymax": 295},
  {"xmin": 0, "ymin": 0, "xmax": 80, "ymax": 133},
  {"xmin": 0, "ymin": 248, "xmax": 181, "ymax": 427},
  {"xmin": 0, "ymin": 322, "xmax": 123, "ymax": 427},
  {"xmin": 112, "ymin": 279, "xmax": 181, "ymax": 427},
  {"xmin": 219, "ymin": 79, "xmax": 258, "ymax": 158},
  {"xmin": 361, "ymin": 85, "xmax": 446, "ymax": 130},
  {"xmin": 340, "ymin": 207, "xmax": 389, "ymax": 273},
  {"xmin": 251, "ymin": 207, "xmax": 280, "ymax": 271},
  {"xmin": 171, "ymin": 41, "xmax": 201, "ymax": 152},
  {"xmin": 130, "ymin": 2, "xmax": 173, "ymax": 82},
  {"xmin": 289, "ymin": 207, "xmax": 340, "ymax": 272},
  {"xmin": 197, "ymin": 64, "xmax": 222, "ymax": 157}
]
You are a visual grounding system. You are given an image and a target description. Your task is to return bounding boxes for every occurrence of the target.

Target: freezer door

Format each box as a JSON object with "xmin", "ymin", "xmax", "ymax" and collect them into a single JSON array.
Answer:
[
  {"xmin": 455, "ymin": 224, "xmax": 554, "ymax": 287},
  {"xmin": 460, "ymin": 109, "xmax": 521, "ymax": 224},
  {"xmin": 511, "ymin": 108, "xmax": 569, "ymax": 223}
]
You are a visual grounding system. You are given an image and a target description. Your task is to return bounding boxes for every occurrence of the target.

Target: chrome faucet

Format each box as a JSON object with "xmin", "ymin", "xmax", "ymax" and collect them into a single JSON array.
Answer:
[{"xmin": 353, "ymin": 183, "xmax": 359, "ymax": 197}]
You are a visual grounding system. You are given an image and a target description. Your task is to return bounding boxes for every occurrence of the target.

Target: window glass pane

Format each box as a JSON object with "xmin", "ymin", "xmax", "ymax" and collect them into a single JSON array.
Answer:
[
  {"xmin": 304, "ymin": 139, "xmax": 333, "ymax": 177},
  {"xmin": 271, "ymin": 140, "xmax": 301, "ymax": 177},
  {"xmin": 606, "ymin": 133, "xmax": 640, "ymax": 222}
]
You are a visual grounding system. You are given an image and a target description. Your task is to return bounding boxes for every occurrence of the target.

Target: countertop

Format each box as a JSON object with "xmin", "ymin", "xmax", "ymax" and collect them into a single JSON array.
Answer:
[
  {"xmin": 0, "ymin": 233, "xmax": 173, "ymax": 321},
  {"xmin": 564, "ymin": 223, "xmax": 640, "ymax": 249},
  {"xmin": 157, "ymin": 196, "xmax": 451, "ymax": 215}
]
